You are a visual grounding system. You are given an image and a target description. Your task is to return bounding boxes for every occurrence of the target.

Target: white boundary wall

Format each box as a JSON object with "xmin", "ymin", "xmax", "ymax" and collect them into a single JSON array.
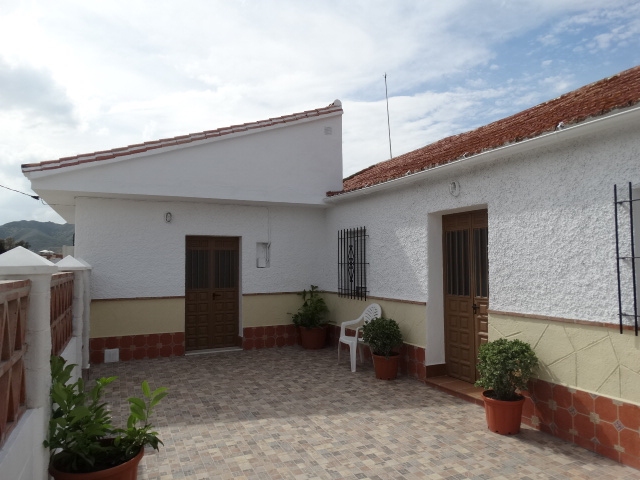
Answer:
[{"xmin": 0, "ymin": 249, "xmax": 91, "ymax": 480}]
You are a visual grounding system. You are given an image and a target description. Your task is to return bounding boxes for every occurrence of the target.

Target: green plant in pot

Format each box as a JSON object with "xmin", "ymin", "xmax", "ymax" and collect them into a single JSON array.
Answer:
[
  {"xmin": 291, "ymin": 285, "xmax": 331, "ymax": 349},
  {"xmin": 474, "ymin": 338, "xmax": 538, "ymax": 435},
  {"xmin": 361, "ymin": 316, "xmax": 403, "ymax": 380},
  {"xmin": 45, "ymin": 355, "xmax": 167, "ymax": 479}
]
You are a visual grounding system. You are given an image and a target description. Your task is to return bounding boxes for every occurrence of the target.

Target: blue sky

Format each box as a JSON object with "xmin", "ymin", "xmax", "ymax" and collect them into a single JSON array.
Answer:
[{"xmin": 1, "ymin": 0, "xmax": 639, "ymax": 225}]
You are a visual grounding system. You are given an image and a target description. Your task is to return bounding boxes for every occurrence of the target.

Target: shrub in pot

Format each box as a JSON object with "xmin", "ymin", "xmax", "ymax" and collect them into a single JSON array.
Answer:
[
  {"xmin": 45, "ymin": 355, "xmax": 167, "ymax": 479},
  {"xmin": 474, "ymin": 338, "xmax": 538, "ymax": 434},
  {"xmin": 291, "ymin": 285, "xmax": 331, "ymax": 349},
  {"xmin": 361, "ymin": 316, "xmax": 403, "ymax": 380}
]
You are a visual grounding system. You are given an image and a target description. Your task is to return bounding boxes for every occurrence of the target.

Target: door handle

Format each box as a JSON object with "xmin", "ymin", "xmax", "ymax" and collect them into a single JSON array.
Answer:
[{"xmin": 472, "ymin": 303, "xmax": 478, "ymax": 314}]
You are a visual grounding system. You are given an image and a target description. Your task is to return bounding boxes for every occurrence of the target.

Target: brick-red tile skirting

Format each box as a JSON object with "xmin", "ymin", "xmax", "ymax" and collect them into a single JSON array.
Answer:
[
  {"xmin": 89, "ymin": 332, "xmax": 185, "ymax": 364},
  {"xmin": 522, "ymin": 378, "xmax": 640, "ymax": 470},
  {"xmin": 331, "ymin": 325, "xmax": 426, "ymax": 381},
  {"xmin": 242, "ymin": 324, "xmax": 299, "ymax": 349}
]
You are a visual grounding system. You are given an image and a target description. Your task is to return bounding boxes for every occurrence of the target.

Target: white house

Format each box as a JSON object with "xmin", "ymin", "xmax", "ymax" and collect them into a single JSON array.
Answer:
[{"xmin": 22, "ymin": 66, "xmax": 640, "ymax": 468}]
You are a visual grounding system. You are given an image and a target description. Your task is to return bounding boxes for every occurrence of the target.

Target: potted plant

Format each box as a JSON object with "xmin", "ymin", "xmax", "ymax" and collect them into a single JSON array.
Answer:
[
  {"xmin": 475, "ymin": 338, "xmax": 538, "ymax": 435},
  {"xmin": 361, "ymin": 316, "xmax": 403, "ymax": 380},
  {"xmin": 291, "ymin": 285, "xmax": 331, "ymax": 349},
  {"xmin": 45, "ymin": 355, "xmax": 167, "ymax": 479}
]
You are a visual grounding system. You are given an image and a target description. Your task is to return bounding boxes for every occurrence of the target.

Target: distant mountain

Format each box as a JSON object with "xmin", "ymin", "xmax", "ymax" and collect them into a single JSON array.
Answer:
[{"xmin": 0, "ymin": 221, "xmax": 74, "ymax": 253}]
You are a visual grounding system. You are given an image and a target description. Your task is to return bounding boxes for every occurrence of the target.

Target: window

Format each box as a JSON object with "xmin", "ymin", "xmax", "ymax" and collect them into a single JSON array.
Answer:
[{"xmin": 338, "ymin": 227, "xmax": 368, "ymax": 300}]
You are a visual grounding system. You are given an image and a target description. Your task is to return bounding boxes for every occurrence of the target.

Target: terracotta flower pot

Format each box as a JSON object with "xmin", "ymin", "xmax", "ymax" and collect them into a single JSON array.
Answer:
[
  {"xmin": 299, "ymin": 326, "xmax": 327, "ymax": 349},
  {"xmin": 49, "ymin": 447, "xmax": 144, "ymax": 480},
  {"xmin": 482, "ymin": 390, "xmax": 525, "ymax": 435},
  {"xmin": 372, "ymin": 353, "xmax": 399, "ymax": 380}
]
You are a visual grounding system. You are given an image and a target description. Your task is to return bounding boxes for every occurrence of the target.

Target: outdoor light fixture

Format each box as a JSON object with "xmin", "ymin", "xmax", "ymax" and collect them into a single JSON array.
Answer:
[
  {"xmin": 165, "ymin": 212, "xmax": 172, "ymax": 223},
  {"xmin": 449, "ymin": 181, "xmax": 461, "ymax": 197}
]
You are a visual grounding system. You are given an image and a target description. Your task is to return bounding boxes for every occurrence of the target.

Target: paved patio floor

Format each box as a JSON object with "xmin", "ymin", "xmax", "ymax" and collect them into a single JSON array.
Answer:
[{"xmin": 90, "ymin": 347, "xmax": 639, "ymax": 480}]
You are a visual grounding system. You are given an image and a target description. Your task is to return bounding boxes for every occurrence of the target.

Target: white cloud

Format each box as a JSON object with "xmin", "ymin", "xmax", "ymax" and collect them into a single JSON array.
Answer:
[
  {"xmin": 343, "ymin": 86, "xmax": 512, "ymax": 176},
  {"xmin": 0, "ymin": 0, "xmax": 639, "ymax": 225},
  {"xmin": 588, "ymin": 21, "xmax": 640, "ymax": 52},
  {"xmin": 542, "ymin": 2, "xmax": 640, "ymax": 53},
  {"xmin": 0, "ymin": 58, "xmax": 75, "ymax": 124},
  {"xmin": 539, "ymin": 74, "xmax": 575, "ymax": 94}
]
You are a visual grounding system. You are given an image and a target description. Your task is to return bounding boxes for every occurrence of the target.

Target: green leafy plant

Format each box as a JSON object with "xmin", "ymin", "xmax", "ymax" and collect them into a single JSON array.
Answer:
[
  {"xmin": 290, "ymin": 285, "xmax": 331, "ymax": 329},
  {"xmin": 361, "ymin": 316, "xmax": 403, "ymax": 358},
  {"xmin": 475, "ymin": 338, "xmax": 539, "ymax": 401},
  {"xmin": 45, "ymin": 356, "xmax": 167, "ymax": 474}
]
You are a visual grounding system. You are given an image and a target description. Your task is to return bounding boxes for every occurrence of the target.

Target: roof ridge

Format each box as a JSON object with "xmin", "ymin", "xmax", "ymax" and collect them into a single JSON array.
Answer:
[{"xmin": 22, "ymin": 100, "xmax": 343, "ymax": 173}]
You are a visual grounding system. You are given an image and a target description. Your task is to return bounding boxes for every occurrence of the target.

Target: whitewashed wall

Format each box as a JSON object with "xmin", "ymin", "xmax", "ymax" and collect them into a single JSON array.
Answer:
[
  {"xmin": 0, "ymin": 409, "xmax": 47, "ymax": 480},
  {"xmin": 327, "ymin": 110, "xmax": 640, "ymax": 362},
  {"xmin": 74, "ymin": 197, "xmax": 329, "ymax": 299},
  {"xmin": 325, "ymin": 185, "xmax": 430, "ymax": 302}
]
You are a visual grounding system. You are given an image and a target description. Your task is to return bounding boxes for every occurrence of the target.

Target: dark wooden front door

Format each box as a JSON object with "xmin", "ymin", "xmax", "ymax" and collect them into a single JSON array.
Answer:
[
  {"xmin": 185, "ymin": 236, "xmax": 239, "ymax": 351},
  {"xmin": 443, "ymin": 210, "xmax": 489, "ymax": 383}
]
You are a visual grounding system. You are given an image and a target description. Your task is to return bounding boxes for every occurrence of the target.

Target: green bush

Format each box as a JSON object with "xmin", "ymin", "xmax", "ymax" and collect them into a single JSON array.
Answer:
[
  {"xmin": 291, "ymin": 285, "xmax": 330, "ymax": 329},
  {"xmin": 474, "ymin": 338, "xmax": 538, "ymax": 401},
  {"xmin": 45, "ymin": 356, "xmax": 167, "ymax": 473},
  {"xmin": 361, "ymin": 316, "xmax": 403, "ymax": 358}
]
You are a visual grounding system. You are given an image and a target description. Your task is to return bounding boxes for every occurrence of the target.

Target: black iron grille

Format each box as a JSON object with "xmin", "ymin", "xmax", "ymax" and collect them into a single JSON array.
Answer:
[
  {"xmin": 614, "ymin": 182, "xmax": 639, "ymax": 335},
  {"xmin": 338, "ymin": 227, "xmax": 368, "ymax": 300}
]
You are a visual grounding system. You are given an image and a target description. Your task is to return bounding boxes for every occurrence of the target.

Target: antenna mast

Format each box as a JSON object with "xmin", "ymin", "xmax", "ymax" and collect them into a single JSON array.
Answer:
[{"xmin": 384, "ymin": 73, "xmax": 392, "ymax": 159}]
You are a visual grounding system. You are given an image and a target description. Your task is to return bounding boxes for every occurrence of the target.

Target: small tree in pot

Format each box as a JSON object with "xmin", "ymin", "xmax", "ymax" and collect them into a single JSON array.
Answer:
[
  {"xmin": 361, "ymin": 316, "xmax": 403, "ymax": 380},
  {"xmin": 291, "ymin": 285, "xmax": 331, "ymax": 349},
  {"xmin": 475, "ymin": 338, "xmax": 538, "ymax": 434},
  {"xmin": 46, "ymin": 356, "xmax": 167, "ymax": 479}
]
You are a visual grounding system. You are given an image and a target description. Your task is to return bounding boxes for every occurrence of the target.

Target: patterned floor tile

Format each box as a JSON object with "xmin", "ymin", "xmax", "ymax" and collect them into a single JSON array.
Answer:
[{"xmin": 89, "ymin": 347, "xmax": 639, "ymax": 479}]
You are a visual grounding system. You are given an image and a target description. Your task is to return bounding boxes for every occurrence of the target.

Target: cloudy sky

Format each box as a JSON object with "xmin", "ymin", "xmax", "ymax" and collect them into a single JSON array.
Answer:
[{"xmin": 1, "ymin": 0, "xmax": 639, "ymax": 225}]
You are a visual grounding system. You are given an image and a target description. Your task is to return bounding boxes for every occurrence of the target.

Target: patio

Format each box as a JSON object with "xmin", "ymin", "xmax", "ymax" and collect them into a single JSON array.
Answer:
[{"xmin": 90, "ymin": 347, "xmax": 638, "ymax": 480}]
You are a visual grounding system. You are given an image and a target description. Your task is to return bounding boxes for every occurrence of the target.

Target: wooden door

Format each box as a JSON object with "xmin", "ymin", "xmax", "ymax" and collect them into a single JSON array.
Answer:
[
  {"xmin": 443, "ymin": 210, "xmax": 488, "ymax": 383},
  {"xmin": 185, "ymin": 236, "xmax": 239, "ymax": 351}
]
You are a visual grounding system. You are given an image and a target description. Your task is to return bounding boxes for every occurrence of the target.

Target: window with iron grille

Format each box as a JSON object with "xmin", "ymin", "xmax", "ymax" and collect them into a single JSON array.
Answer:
[{"xmin": 338, "ymin": 227, "xmax": 368, "ymax": 300}]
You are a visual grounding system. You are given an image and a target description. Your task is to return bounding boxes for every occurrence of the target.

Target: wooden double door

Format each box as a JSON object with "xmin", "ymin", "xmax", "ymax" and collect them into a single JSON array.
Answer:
[
  {"xmin": 185, "ymin": 236, "xmax": 239, "ymax": 351},
  {"xmin": 443, "ymin": 210, "xmax": 489, "ymax": 383}
]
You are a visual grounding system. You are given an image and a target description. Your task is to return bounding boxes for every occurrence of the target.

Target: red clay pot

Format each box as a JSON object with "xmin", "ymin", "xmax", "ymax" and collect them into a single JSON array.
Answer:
[
  {"xmin": 482, "ymin": 391, "xmax": 525, "ymax": 435},
  {"xmin": 299, "ymin": 326, "xmax": 327, "ymax": 349},
  {"xmin": 49, "ymin": 447, "xmax": 144, "ymax": 480},
  {"xmin": 372, "ymin": 353, "xmax": 399, "ymax": 380}
]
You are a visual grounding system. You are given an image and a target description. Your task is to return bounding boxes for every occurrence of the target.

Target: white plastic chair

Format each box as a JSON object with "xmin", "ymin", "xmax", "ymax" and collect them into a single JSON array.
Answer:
[{"xmin": 337, "ymin": 303, "xmax": 382, "ymax": 372}]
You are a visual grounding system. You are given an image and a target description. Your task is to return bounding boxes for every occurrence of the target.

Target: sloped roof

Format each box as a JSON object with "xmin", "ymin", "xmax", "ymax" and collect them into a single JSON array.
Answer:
[
  {"xmin": 22, "ymin": 101, "xmax": 343, "ymax": 173},
  {"xmin": 329, "ymin": 65, "xmax": 640, "ymax": 196}
]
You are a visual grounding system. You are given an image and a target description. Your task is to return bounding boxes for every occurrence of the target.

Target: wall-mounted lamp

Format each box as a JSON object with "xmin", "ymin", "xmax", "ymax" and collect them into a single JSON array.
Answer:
[
  {"xmin": 165, "ymin": 212, "xmax": 172, "ymax": 223},
  {"xmin": 449, "ymin": 181, "xmax": 461, "ymax": 197}
]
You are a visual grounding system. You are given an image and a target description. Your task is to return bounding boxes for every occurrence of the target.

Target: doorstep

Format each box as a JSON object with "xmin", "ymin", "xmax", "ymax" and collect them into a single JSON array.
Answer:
[
  {"xmin": 185, "ymin": 347, "xmax": 243, "ymax": 356},
  {"xmin": 424, "ymin": 375, "xmax": 485, "ymax": 406}
]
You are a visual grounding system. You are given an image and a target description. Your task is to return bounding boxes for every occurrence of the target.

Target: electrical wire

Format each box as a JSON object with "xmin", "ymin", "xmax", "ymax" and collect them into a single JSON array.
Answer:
[{"xmin": 0, "ymin": 184, "xmax": 40, "ymax": 200}]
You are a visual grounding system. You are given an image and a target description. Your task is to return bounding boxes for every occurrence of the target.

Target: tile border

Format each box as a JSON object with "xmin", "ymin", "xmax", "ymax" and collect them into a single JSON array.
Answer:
[
  {"xmin": 522, "ymin": 378, "xmax": 640, "ymax": 469},
  {"xmin": 488, "ymin": 309, "xmax": 634, "ymax": 331},
  {"xmin": 242, "ymin": 324, "xmax": 299, "ymax": 349},
  {"xmin": 89, "ymin": 332, "xmax": 185, "ymax": 364}
]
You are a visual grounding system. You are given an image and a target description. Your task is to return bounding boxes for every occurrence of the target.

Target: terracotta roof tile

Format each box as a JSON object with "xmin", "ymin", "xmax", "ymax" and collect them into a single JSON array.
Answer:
[
  {"xmin": 22, "ymin": 101, "xmax": 343, "ymax": 173},
  {"xmin": 329, "ymin": 65, "xmax": 640, "ymax": 196}
]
